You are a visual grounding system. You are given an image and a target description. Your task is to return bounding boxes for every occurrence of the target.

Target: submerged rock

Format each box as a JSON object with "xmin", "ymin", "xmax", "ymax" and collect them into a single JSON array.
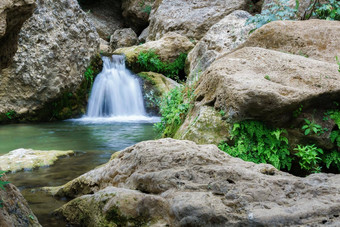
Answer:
[
  {"xmin": 0, "ymin": 174, "xmax": 41, "ymax": 226},
  {"xmin": 241, "ymin": 19, "xmax": 340, "ymax": 64},
  {"xmin": 147, "ymin": 0, "xmax": 251, "ymax": 41},
  {"xmin": 0, "ymin": 0, "xmax": 100, "ymax": 121},
  {"xmin": 0, "ymin": 149, "xmax": 74, "ymax": 172},
  {"xmin": 54, "ymin": 139, "xmax": 340, "ymax": 226},
  {"xmin": 0, "ymin": 0, "xmax": 36, "ymax": 70}
]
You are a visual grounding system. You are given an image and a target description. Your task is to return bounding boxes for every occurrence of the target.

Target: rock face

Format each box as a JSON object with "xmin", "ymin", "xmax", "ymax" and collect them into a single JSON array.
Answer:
[
  {"xmin": 186, "ymin": 10, "xmax": 254, "ymax": 85},
  {"xmin": 110, "ymin": 28, "xmax": 138, "ymax": 51},
  {"xmin": 147, "ymin": 0, "xmax": 250, "ymax": 41},
  {"xmin": 0, "ymin": 0, "xmax": 36, "ymax": 70},
  {"xmin": 0, "ymin": 0, "xmax": 100, "ymax": 119},
  {"xmin": 114, "ymin": 32, "xmax": 194, "ymax": 71},
  {"xmin": 0, "ymin": 148, "xmax": 74, "ymax": 172},
  {"xmin": 55, "ymin": 139, "xmax": 340, "ymax": 226},
  {"xmin": 241, "ymin": 20, "xmax": 340, "ymax": 64},
  {"xmin": 193, "ymin": 47, "xmax": 340, "ymax": 125},
  {"xmin": 0, "ymin": 174, "xmax": 41, "ymax": 226},
  {"xmin": 122, "ymin": 0, "xmax": 154, "ymax": 34}
]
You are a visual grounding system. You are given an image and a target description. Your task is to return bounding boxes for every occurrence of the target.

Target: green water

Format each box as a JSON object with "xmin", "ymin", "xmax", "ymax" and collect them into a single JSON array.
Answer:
[{"xmin": 1, "ymin": 120, "xmax": 157, "ymax": 226}]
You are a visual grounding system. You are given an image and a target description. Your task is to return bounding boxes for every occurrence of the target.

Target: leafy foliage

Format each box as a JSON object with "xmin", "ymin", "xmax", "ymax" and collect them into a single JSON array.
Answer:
[
  {"xmin": 218, "ymin": 120, "xmax": 292, "ymax": 170},
  {"xmin": 323, "ymin": 150, "xmax": 340, "ymax": 170},
  {"xmin": 246, "ymin": 0, "xmax": 298, "ymax": 31},
  {"xmin": 314, "ymin": 0, "xmax": 340, "ymax": 20},
  {"xmin": 302, "ymin": 118, "xmax": 326, "ymax": 135},
  {"xmin": 5, "ymin": 110, "xmax": 16, "ymax": 120},
  {"xmin": 137, "ymin": 50, "xmax": 187, "ymax": 82},
  {"xmin": 336, "ymin": 56, "xmax": 340, "ymax": 72},
  {"xmin": 294, "ymin": 144, "xmax": 323, "ymax": 172},
  {"xmin": 84, "ymin": 67, "xmax": 95, "ymax": 86},
  {"xmin": 154, "ymin": 87, "xmax": 192, "ymax": 137},
  {"xmin": 0, "ymin": 171, "xmax": 10, "ymax": 208}
]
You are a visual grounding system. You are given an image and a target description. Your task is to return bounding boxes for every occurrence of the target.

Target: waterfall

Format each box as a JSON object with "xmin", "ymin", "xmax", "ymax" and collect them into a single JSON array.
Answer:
[{"xmin": 77, "ymin": 55, "xmax": 159, "ymax": 123}]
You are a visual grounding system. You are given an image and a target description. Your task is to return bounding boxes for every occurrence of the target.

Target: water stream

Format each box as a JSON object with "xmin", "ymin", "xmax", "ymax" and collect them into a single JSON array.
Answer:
[{"xmin": 2, "ymin": 55, "xmax": 160, "ymax": 226}]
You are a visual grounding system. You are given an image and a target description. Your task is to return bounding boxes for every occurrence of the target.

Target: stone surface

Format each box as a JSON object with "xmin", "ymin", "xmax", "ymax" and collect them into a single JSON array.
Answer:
[
  {"xmin": 0, "ymin": 148, "xmax": 74, "ymax": 172},
  {"xmin": 174, "ymin": 106, "xmax": 231, "ymax": 145},
  {"xmin": 138, "ymin": 72, "xmax": 179, "ymax": 115},
  {"xmin": 55, "ymin": 139, "xmax": 340, "ymax": 226},
  {"xmin": 78, "ymin": 0, "xmax": 124, "ymax": 40},
  {"xmin": 0, "ymin": 0, "xmax": 36, "ymax": 70},
  {"xmin": 138, "ymin": 26, "xmax": 149, "ymax": 43},
  {"xmin": 186, "ymin": 10, "xmax": 254, "ymax": 85},
  {"xmin": 147, "ymin": 0, "xmax": 250, "ymax": 41},
  {"xmin": 0, "ymin": 0, "xmax": 100, "ymax": 119},
  {"xmin": 114, "ymin": 32, "xmax": 194, "ymax": 71},
  {"xmin": 122, "ymin": 0, "xmax": 154, "ymax": 34},
  {"xmin": 110, "ymin": 28, "xmax": 138, "ymax": 51},
  {"xmin": 0, "ymin": 174, "xmax": 41, "ymax": 226},
  {"xmin": 193, "ymin": 47, "xmax": 340, "ymax": 125},
  {"xmin": 240, "ymin": 19, "xmax": 340, "ymax": 64}
]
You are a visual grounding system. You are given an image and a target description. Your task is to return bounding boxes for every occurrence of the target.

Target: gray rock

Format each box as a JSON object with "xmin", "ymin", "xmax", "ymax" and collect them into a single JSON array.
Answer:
[
  {"xmin": 110, "ymin": 28, "xmax": 138, "ymax": 51},
  {"xmin": 0, "ymin": 0, "xmax": 100, "ymax": 118},
  {"xmin": 55, "ymin": 139, "xmax": 340, "ymax": 226},
  {"xmin": 138, "ymin": 26, "xmax": 149, "ymax": 44}
]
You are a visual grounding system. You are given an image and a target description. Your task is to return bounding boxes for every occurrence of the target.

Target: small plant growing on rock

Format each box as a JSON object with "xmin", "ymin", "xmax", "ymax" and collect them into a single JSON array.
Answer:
[
  {"xmin": 302, "ymin": 118, "xmax": 325, "ymax": 135},
  {"xmin": 294, "ymin": 144, "xmax": 323, "ymax": 172},
  {"xmin": 336, "ymin": 56, "xmax": 340, "ymax": 72},
  {"xmin": 5, "ymin": 110, "xmax": 16, "ymax": 120},
  {"xmin": 0, "ymin": 171, "xmax": 10, "ymax": 208}
]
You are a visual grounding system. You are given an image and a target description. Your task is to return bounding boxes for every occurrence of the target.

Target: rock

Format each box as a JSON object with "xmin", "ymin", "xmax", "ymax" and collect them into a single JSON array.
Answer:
[
  {"xmin": 0, "ymin": 0, "xmax": 100, "ymax": 121},
  {"xmin": 138, "ymin": 72, "xmax": 179, "ymax": 115},
  {"xmin": 99, "ymin": 38, "xmax": 110, "ymax": 53},
  {"xmin": 138, "ymin": 26, "xmax": 149, "ymax": 44},
  {"xmin": 240, "ymin": 19, "xmax": 340, "ymax": 64},
  {"xmin": 174, "ymin": 106, "xmax": 231, "ymax": 145},
  {"xmin": 110, "ymin": 28, "xmax": 138, "ymax": 51},
  {"xmin": 114, "ymin": 32, "xmax": 194, "ymax": 72},
  {"xmin": 0, "ymin": 174, "xmax": 41, "ymax": 226},
  {"xmin": 186, "ymin": 10, "xmax": 254, "ymax": 85},
  {"xmin": 0, "ymin": 0, "xmax": 36, "ymax": 70},
  {"xmin": 122, "ymin": 0, "xmax": 155, "ymax": 34},
  {"xmin": 193, "ymin": 47, "xmax": 340, "ymax": 125},
  {"xmin": 0, "ymin": 148, "xmax": 74, "ymax": 172},
  {"xmin": 147, "ymin": 0, "xmax": 251, "ymax": 41},
  {"xmin": 55, "ymin": 139, "xmax": 340, "ymax": 226},
  {"xmin": 78, "ymin": 0, "xmax": 124, "ymax": 40}
]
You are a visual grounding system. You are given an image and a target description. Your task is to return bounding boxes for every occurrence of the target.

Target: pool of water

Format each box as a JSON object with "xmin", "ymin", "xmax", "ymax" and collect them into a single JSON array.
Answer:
[{"xmin": 1, "ymin": 119, "xmax": 158, "ymax": 226}]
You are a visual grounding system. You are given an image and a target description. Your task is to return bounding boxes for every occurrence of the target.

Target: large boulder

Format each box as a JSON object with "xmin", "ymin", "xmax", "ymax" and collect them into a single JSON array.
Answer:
[
  {"xmin": 147, "ymin": 0, "xmax": 251, "ymax": 41},
  {"xmin": 240, "ymin": 19, "xmax": 340, "ymax": 64},
  {"xmin": 186, "ymin": 10, "xmax": 254, "ymax": 85},
  {"xmin": 114, "ymin": 32, "xmax": 194, "ymax": 71},
  {"xmin": 110, "ymin": 28, "xmax": 138, "ymax": 51},
  {"xmin": 193, "ymin": 47, "xmax": 340, "ymax": 126},
  {"xmin": 121, "ymin": 0, "xmax": 155, "ymax": 34},
  {"xmin": 0, "ymin": 174, "xmax": 41, "ymax": 226},
  {"xmin": 0, "ymin": 0, "xmax": 100, "ymax": 121},
  {"xmin": 0, "ymin": 0, "xmax": 36, "ymax": 70},
  {"xmin": 54, "ymin": 139, "xmax": 340, "ymax": 226}
]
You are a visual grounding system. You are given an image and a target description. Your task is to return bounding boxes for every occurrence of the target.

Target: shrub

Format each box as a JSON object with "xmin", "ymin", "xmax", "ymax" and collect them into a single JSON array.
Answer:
[
  {"xmin": 137, "ymin": 50, "xmax": 187, "ymax": 82},
  {"xmin": 218, "ymin": 120, "xmax": 292, "ymax": 170},
  {"xmin": 314, "ymin": 0, "xmax": 340, "ymax": 20},
  {"xmin": 294, "ymin": 144, "xmax": 323, "ymax": 172}
]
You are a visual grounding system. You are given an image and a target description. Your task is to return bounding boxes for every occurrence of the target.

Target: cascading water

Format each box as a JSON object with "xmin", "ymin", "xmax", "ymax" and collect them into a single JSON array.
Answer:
[{"xmin": 78, "ymin": 55, "xmax": 158, "ymax": 123}]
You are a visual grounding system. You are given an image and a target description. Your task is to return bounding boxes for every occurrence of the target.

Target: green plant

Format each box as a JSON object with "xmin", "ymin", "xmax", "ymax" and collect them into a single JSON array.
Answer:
[
  {"xmin": 0, "ymin": 171, "xmax": 10, "ymax": 208},
  {"xmin": 314, "ymin": 0, "xmax": 340, "ymax": 20},
  {"xmin": 84, "ymin": 66, "xmax": 94, "ymax": 86},
  {"xmin": 294, "ymin": 144, "xmax": 323, "ymax": 172},
  {"xmin": 293, "ymin": 104, "xmax": 303, "ymax": 118},
  {"xmin": 5, "ymin": 110, "xmax": 16, "ymax": 120},
  {"xmin": 246, "ymin": 0, "xmax": 299, "ymax": 31},
  {"xmin": 137, "ymin": 50, "xmax": 187, "ymax": 82},
  {"xmin": 154, "ymin": 87, "xmax": 191, "ymax": 137},
  {"xmin": 323, "ymin": 150, "xmax": 340, "ymax": 171},
  {"xmin": 264, "ymin": 75, "xmax": 271, "ymax": 81},
  {"xmin": 336, "ymin": 56, "xmax": 340, "ymax": 72},
  {"xmin": 218, "ymin": 120, "xmax": 292, "ymax": 170},
  {"xmin": 219, "ymin": 110, "xmax": 226, "ymax": 117},
  {"xmin": 302, "ymin": 118, "xmax": 325, "ymax": 135},
  {"xmin": 143, "ymin": 5, "xmax": 152, "ymax": 14}
]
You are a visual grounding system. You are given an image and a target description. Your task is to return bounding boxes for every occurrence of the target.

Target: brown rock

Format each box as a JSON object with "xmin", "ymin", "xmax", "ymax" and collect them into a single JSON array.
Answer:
[
  {"xmin": 194, "ymin": 47, "xmax": 340, "ymax": 125},
  {"xmin": 241, "ymin": 19, "xmax": 340, "ymax": 64},
  {"xmin": 147, "ymin": 0, "xmax": 250, "ymax": 41},
  {"xmin": 110, "ymin": 28, "xmax": 138, "ymax": 51},
  {"xmin": 55, "ymin": 139, "xmax": 340, "ymax": 226},
  {"xmin": 0, "ymin": 0, "xmax": 36, "ymax": 70}
]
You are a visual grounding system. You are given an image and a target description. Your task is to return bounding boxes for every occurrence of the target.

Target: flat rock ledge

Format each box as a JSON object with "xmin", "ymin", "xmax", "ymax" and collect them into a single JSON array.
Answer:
[
  {"xmin": 0, "ymin": 148, "xmax": 74, "ymax": 172},
  {"xmin": 53, "ymin": 139, "xmax": 340, "ymax": 226}
]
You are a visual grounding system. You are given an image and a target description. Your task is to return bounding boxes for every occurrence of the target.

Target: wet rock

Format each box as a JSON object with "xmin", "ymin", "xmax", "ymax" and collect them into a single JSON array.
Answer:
[
  {"xmin": 0, "ymin": 174, "xmax": 41, "ymax": 226},
  {"xmin": 147, "ymin": 0, "xmax": 250, "ymax": 41},
  {"xmin": 0, "ymin": 0, "xmax": 100, "ymax": 121},
  {"xmin": 193, "ymin": 47, "xmax": 340, "ymax": 125},
  {"xmin": 241, "ymin": 19, "xmax": 340, "ymax": 64},
  {"xmin": 0, "ymin": 0, "xmax": 36, "ymax": 70},
  {"xmin": 0, "ymin": 148, "xmax": 74, "ymax": 172},
  {"xmin": 55, "ymin": 139, "xmax": 340, "ymax": 226},
  {"xmin": 186, "ymin": 10, "xmax": 254, "ymax": 85},
  {"xmin": 110, "ymin": 28, "xmax": 138, "ymax": 51},
  {"xmin": 114, "ymin": 32, "xmax": 194, "ymax": 72}
]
